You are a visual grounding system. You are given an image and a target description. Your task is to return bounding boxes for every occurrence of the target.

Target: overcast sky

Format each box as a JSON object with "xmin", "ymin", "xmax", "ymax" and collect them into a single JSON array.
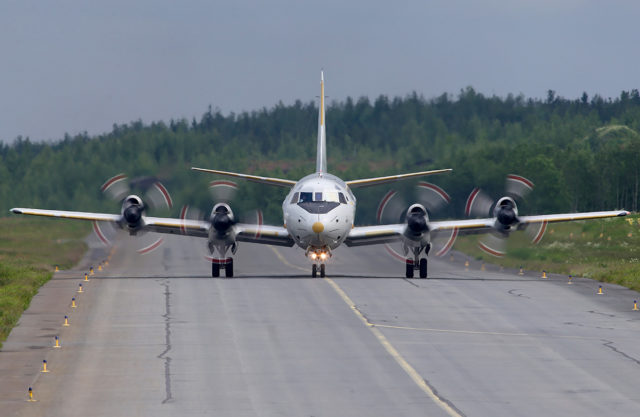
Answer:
[{"xmin": 1, "ymin": 0, "xmax": 638, "ymax": 143}]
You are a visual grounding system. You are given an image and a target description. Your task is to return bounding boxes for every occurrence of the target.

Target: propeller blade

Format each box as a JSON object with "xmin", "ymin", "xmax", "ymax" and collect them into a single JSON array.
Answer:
[
  {"xmin": 240, "ymin": 209, "xmax": 264, "ymax": 238},
  {"xmin": 146, "ymin": 182, "xmax": 173, "ymax": 211},
  {"xmin": 433, "ymin": 228, "xmax": 458, "ymax": 257},
  {"xmin": 465, "ymin": 188, "xmax": 494, "ymax": 218},
  {"xmin": 101, "ymin": 174, "xmax": 130, "ymax": 202},
  {"xmin": 505, "ymin": 174, "xmax": 534, "ymax": 200},
  {"xmin": 525, "ymin": 220, "xmax": 548, "ymax": 244},
  {"xmin": 209, "ymin": 180, "xmax": 238, "ymax": 203},
  {"xmin": 376, "ymin": 190, "xmax": 406, "ymax": 224},
  {"xmin": 478, "ymin": 233, "xmax": 508, "ymax": 257},
  {"xmin": 416, "ymin": 182, "xmax": 451, "ymax": 214}
]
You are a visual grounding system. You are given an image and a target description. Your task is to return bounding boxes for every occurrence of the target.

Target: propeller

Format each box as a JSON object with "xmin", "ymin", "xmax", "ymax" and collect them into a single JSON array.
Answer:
[
  {"xmin": 377, "ymin": 182, "xmax": 457, "ymax": 261},
  {"xmin": 465, "ymin": 174, "xmax": 545, "ymax": 257},
  {"xmin": 93, "ymin": 173, "xmax": 173, "ymax": 254},
  {"xmin": 179, "ymin": 180, "xmax": 264, "ymax": 261}
]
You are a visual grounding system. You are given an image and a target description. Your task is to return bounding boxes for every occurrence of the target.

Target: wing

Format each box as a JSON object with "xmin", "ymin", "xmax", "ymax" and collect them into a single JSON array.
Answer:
[
  {"xmin": 345, "ymin": 169, "xmax": 452, "ymax": 188},
  {"xmin": 11, "ymin": 208, "xmax": 122, "ymax": 222},
  {"xmin": 344, "ymin": 224, "xmax": 405, "ymax": 246},
  {"xmin": 429, "ymin": 210, "xmax": 630, "ymax": 236},
  {"xmin": 191, "ymin": 167, "xmax": 296, "ymax": 188},
  {"xmin": 517, "ymin": 210, "xmax": 630, "ymax": 225},
  {"xmin": 11, "ymin": 208, "xmax": 212, "ymax": 238},
  {"xmin": 236, "ymin": 224, "xmax": 295, "ymax": 247}
]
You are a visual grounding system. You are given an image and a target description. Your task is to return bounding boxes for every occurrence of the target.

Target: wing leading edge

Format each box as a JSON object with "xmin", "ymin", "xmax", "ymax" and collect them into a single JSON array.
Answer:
[
  {"xmin": 345, "ymin": 209, "xmax": 629, "ymax": 247},
  {"xmin": 10, "ymin": 207, "xmax": 295, "ymax": 246}
]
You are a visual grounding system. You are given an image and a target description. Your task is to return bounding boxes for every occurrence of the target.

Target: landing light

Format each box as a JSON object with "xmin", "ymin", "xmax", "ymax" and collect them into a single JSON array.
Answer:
[
  {"xmin": 310, "ymin": 253, "xmax": 317, "ymax": 260},
  {"xmin": 320, "ymin": 252, "xmax": 328, "ymax": 260}
]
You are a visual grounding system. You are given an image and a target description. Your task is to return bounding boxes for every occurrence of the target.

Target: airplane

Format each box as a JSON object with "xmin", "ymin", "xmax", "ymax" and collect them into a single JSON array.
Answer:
[{"xmin": 11, "ymin": 72, "xmax": 629, "ymax": 278}]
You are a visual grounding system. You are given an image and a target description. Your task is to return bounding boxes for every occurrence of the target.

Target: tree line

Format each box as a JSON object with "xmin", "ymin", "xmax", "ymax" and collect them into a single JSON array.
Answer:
[{"xmin": 2, "ymin": 87, "xmax": 640, "ymax": 224}]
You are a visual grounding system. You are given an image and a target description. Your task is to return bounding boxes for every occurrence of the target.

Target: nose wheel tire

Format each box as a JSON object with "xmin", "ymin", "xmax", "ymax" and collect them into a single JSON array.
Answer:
[
  {"xmin": 212, "ymin": 262, "xmax": 220, "ymax": 277},
  {"xmin": 419, "ymin": 258, "xmax": 427, "ymax": 279},
  {"xmin": 312, "ymin": 264, "xmax": 318, "ymax": 278},
  {"xmin": 320, "ymin": 263, "xmax": 326, "ymax": 278}
]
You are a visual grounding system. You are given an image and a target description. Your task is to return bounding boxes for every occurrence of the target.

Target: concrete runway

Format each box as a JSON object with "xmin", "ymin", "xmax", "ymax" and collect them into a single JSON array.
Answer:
[{"xmin": 2, "ymin": 233, "xmax": 640, "ymax": 416}]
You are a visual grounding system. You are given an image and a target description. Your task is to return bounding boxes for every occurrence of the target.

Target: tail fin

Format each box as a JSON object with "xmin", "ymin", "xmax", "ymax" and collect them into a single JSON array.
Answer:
[{"xmin": 316, "ymin": 71, "xmax": 327, "ymax": 173}]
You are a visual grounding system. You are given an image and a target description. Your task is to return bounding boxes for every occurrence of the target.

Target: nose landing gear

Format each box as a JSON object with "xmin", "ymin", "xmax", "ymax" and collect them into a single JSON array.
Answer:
[{"xmin": 308, "ymin": 249, "xmax": 330, "ymax": 278}]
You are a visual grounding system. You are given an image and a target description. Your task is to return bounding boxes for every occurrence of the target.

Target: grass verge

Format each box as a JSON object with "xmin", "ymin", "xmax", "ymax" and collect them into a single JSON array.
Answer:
[
  {"xmin": 454, "ymin": 214, "xmax": 640, "ymax": 292},
  {"xmin": 0, "ymin": 217, "xmax": 89, "ymax": 348}
]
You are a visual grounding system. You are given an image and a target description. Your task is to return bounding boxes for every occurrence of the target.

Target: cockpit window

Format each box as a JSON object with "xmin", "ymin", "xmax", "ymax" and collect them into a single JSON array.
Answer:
[
  {"xmin": 299, "ymin": 192, "xmax": 313, "ymax": 203},
  {"xmin": 290, "ymin": 192, "xmax": 299, "ymax": 204},
  {"xmin": 314, "ymin": 192, "xmax": 323, "ymax": 201},
  {"xmin": 339, "ymin": 192, "xmax": 347, "ymax": 204}
]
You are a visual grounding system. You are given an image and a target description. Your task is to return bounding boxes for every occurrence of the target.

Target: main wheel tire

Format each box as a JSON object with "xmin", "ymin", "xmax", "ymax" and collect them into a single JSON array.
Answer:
[
  {"xmin": 405, "ymin": 261, "xmax": 414, "ymax": 278},
  {"xmin": 419, "ymin": 258, "xmax": 427, "ymax": 278},
  {"xmin": 225, "ymin": 258, "xmax": 234, "ymax": 278},
  {"xmin": 312, "ymin": 264, "xmax": 317, "ymax": 278},
  {"xmin": 212, "ymin": 262, "xmax": 220, "ymax": 277},
  {"xmin": 320, "ymin": 263, "xmax": 326, "ymax": 278}
]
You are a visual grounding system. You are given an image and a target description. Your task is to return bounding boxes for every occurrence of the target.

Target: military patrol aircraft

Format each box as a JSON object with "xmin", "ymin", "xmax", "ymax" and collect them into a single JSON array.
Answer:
[{"xmin": 11, "ymin": 72, "xmax": 629, "ymax": 278}]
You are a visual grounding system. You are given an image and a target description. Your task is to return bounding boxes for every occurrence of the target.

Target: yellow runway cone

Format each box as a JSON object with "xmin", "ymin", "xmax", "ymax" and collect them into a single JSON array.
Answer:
[
  {"xmin": 53, "ymin": 336, "xmax": 61, "ymax": 349},
  {"xmin": 597, "ymin": 285, "xmax": 604, "ymax": 295},
  {"xmin": 55, "ymin": 265, "xmax": 59, "ymax": 272},
  {"xmin": 518, "ymin": 266, "xmax": 524, "ymax": 276},
  {"xmin": 567, "ymin": 275, "xmax": 573, "ymax": 285},
  {"xmin": 63, "ymin": 315, "xmax": 70, "ymax": 327},
  {"xmin": 41, "ymin": 360, "xmax": 49, "ymax": 373},
  {"xmin": 98, "ymin": 264, "xmax": 102, "ymax": 271},
  {"xmin": 84, "ymin": 273, "xmax": 89, "ymax": 282},
  {"xmin": 633, "ymin": 300, "xmax": 638, "ymax": 311},
  {"xmin": 27, "ymin": 387, "xmax": 36, "ymax": 402},
  {"xmin": 89, "ymin": 267, "xmax": 94, "ymax": 276},
  {"xmin": 71, "ymin": 297, "xmax": 77, "ymax": 308},
  {"xmin": 541, "ymin": 270, "xmax": 547, "ymax": 279},
  {"xmin": 77, "ymin": 284, "xmax": 83, "ymax": 293}
]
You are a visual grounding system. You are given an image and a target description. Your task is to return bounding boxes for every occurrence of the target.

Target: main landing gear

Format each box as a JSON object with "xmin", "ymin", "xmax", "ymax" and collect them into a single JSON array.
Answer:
[
  {"xmin": 406, "ymin": 245, "xmax": 430, "ymax": 279},
  {"xmin": 405, "ymin": 258, "xmax": 427, "ymax": 278},
  {"xmin": 212, "ymin": 257, "xmax": 234, "ymax": 278},
  {"xmin": 312, "ymin": 263, "xmax": 326, "ymax": 278}
]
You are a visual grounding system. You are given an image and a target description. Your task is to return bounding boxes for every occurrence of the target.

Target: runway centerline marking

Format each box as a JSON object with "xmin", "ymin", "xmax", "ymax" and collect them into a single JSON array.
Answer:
[
  {"xmin": 269, "ymin": 248, "xmax": 461, "ymax": 415},
  {"xmin": 269, "ymin": 246, "xmax": 309, "ymax": 273},
  {"xmin": 323, "ymin": 277, "xmax": 463, "ymax": 417}
]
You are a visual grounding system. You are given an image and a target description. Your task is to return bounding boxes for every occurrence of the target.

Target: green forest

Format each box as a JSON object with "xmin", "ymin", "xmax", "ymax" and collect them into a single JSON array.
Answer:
[{"xmin": 2, "ymin": 88, "xmax": 640, "ymax": 224}]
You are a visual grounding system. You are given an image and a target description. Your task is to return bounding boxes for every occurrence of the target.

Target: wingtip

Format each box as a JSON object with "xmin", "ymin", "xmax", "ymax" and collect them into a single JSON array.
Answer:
[{"xmin": 10, "ymin": 208, "xmax": 22, "ymax": 214}]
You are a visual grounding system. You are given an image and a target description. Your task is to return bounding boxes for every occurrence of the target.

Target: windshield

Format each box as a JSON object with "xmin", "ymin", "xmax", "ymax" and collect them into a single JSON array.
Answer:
[{"xmin": 296, "ymin": 190, "xmax": 344, "ymax": 213}]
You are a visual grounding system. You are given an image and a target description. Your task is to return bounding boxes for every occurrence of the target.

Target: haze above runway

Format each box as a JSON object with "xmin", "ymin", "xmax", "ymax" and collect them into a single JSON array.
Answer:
[{"xmin": 2, "ymin": 235, "xmax": 640, "ymax": 416}]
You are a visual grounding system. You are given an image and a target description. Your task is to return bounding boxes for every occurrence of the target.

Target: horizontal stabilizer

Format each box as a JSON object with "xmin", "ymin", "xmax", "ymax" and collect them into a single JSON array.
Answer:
[
  {"xmin": 191, "ymin": 167, "xmax": 296, "ymax": 188},
  {"xmin": 346, "ymin": 169, "xmax": 452, "ymax": 188}
]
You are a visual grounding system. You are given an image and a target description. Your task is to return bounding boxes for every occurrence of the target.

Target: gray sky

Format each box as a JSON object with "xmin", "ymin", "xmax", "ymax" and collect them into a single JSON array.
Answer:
[{"xmin": 1, "ymin": 0, "xmax": 638, "ymax": 143}]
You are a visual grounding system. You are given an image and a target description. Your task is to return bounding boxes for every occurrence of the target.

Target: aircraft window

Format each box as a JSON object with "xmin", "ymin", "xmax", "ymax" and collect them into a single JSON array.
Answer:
[
  {"xmin": 300, "ymin": 192, "xmax": 313, "ymax": 203},
  {"xmin": 339, "ymin": 193, "xmax": 347, "ymax": 204},
  {"xmin": 314, "ymin": 192, "xmax": 323, "ymax": 201},
  {"xmin": 324, "ymin": 192, "xmax": 340, "ymax": 203},
  {"xmin": 290, "ymin": 192, "xmax": 299, "ymax": 204}
]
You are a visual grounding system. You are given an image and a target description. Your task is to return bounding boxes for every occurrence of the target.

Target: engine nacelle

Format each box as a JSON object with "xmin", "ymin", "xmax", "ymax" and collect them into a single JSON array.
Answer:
[
  {"xmin": 210, "ymin": 203, "xmax": 235, "ymax": 235},
  {"xmin": 493, "ymin": 197, "xmax": 519, "ymax": 232},
  {"xmin": 121, "ymin": 195, "xmax": 145, "ymax": 233},
  {"xmin": 404, "ymin": 203, "xmax": 430, "ymax": 239}
]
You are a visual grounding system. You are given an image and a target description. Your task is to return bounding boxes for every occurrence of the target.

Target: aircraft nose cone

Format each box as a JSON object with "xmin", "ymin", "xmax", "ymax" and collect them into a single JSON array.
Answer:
[{"xmin": 312, "ymin": 222, "xmax": 324, "ymax": 234}]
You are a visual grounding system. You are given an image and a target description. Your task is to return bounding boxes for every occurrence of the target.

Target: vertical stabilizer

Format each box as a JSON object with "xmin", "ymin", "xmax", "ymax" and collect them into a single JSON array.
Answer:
[{"xmin": 316, "ymin": 71, "xmax": 327, "ymax": 173}]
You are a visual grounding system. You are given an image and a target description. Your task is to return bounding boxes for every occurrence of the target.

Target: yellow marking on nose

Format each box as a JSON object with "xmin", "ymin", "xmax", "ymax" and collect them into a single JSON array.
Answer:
[{"xmin": 312, "ymin": 222, "xmax": 324, "ymax": 234}]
